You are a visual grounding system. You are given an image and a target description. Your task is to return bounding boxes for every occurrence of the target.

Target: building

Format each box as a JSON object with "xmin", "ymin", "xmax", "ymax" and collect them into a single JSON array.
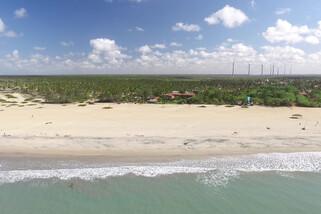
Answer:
[{"xmin": 163, "ymin": 91, "xmax": 196, "ymax": 100}]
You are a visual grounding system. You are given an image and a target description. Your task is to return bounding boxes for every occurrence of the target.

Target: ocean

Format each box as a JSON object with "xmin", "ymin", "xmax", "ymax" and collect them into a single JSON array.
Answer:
[{"xmin": 1, "ymin": 152, "xmax": 321, "ymax": 214}]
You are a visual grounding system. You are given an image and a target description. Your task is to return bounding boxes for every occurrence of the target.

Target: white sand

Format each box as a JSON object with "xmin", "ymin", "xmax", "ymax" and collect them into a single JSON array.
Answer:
[{"xmin": 0, "ymin": 103, "xmax": 321, "ymax": 159}]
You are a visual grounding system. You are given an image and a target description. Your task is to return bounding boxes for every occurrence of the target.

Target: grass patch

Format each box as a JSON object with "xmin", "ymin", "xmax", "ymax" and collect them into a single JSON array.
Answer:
[
  {"xmin": 32, "ymin": 99, "xmax": 43, "ymax": 103},
  {"xmin": 5, "ymin": 94, "xmax": 16, "ymax": 99},
  {"xmin": 24, "ymin": 98, "xmax": 34, "ymax": 102},
  {"xmin": 102, "ymin": 106, "xmax": 113, "ymax": 110},
  {"xmin": 292, "ymin": 114, "xmax": 303, "ymax": 117},
  {"xmin": 289, "ymin": 116, "xmax": 300, "ymax": 119},
  {"xmin": 6, "ymin": 104, "xmax": 18, "ymax": 107}
]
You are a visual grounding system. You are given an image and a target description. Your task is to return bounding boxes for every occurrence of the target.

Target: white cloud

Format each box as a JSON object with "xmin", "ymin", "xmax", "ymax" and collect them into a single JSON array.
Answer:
[
  {"xmin": 205, "ymin": 5, "xmax": 249, "ymax": 28},
  {"xmin": 6, "ymin": 50, "xmax": 20, "ymax": 60},
  {"xmin": 0, "ymin": 18, "xmax": 20, "ymax": 38},
  {"xmin": 135, "ymin": 26, "xmax": 144, "ymax": 32},
  {"xmin": 14, "ymin": 8, "xmax": 28, "ymax": 19},
  {"xmin": 195, "ymin": 34, "xmax": 203, "ymax": 40},
  {"xmin": 172, "ymin": 22, "xmax": 200, "ymax": 32},
  {"xmin": 3, "ymin": 39, "xmax": 321, "ymax": 75},
  {"xmin": 275, "ymin": 8, "xmax": 291, "ymax": 16},
  {"xmin": 88, "ymin": 38, "xmax": 129, "ymax": 65},
  {"xmin": 152, "ymin": 44, "xmax": 166, "ymax": 49},
  {"xmin": 215, "ymin": 43, "xmax": 257, "ymax": 62},
  {"xmin": 170, "ymin": 42, "xmax": 182, "ymax": 47},
  {"xmin": 226, "ymin": 38, "xmax": 237, "ymax": 43},
  {"xmin": 250, "ymin": 0, "xmax": 256, "ymax": 8},
  {"xmin": 34, "ymin": 46, "xmax": 46, "ymax": 51},
  {"xmin": 129, "ymin": 26, "xmax": 145, "ymax": 32},
  {"xmin": 261, "ymin": 46, "xmax": 306, "ymax": 63},
  {"xmin": 138, "ymin": 43, "xmax": 166, "ymax": 53},
  {"xmin": 135, "ymin": 42, "xmax": 258, "ymax": 71},
  {"xmin": 0, "ymin": 18, "xmax": 6, "ymax": 33},
  {"xmin": 138, "ymin": 45, "xmax": 153, "ymax": 54},
  {"xmin": 305, "ymin": 36, "xmax": 320, "ymax": 45},
  {"xmin": 61, "ymin": 41, "xmax": 74, "ymax": 47},
  {"xmin": 262, "ymin": 19, "xmax": 321, "ymax": 45},
  {"xmin": 4, "ymin": 31, "xmax": 18, "ymax": 38}
]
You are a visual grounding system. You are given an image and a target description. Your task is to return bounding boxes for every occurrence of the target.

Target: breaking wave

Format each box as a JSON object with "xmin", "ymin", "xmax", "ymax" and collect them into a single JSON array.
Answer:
[{"xmin": 0, "ymin": 152, "xmax": 321, "ymax": 185}]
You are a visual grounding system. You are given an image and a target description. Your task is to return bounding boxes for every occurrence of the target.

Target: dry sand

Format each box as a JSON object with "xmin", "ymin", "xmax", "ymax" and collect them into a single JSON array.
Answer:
[{"xmin": 0, "ymin": 102, "xmax": 321, "ymax": 159}]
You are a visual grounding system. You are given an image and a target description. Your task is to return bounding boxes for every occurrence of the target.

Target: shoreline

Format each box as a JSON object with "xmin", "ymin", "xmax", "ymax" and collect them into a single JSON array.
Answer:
[{"xmin": 0, "ymin": 103, "xmax": 321, "ymax": 160}]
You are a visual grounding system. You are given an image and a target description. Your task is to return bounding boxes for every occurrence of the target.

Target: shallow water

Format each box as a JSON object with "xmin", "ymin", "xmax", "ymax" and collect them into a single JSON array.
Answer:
[{"xmin": 1, "ymin": 153, "xmax": 321, "ymax": 214}]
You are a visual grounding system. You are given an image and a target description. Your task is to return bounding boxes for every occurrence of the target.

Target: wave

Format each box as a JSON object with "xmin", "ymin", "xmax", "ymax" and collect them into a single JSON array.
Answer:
[
  {"xmin": 0, "ymin": 166, "xmax": 211, "ymax": 184},
  {"xmin": 0, "ymin": 152, "xmax": 321, "ymax": 185}
]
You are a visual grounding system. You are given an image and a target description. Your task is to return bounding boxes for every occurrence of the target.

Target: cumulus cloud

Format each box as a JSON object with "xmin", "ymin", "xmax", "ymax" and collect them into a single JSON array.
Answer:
[
  {"xmin": 6, "ymin": 50, "xmax": 20, "ymax": 61},
  {"xmin": 152, "ymin": 44, "xmax": 166, "ymax": 49},
  {"xmin": 261, "ymin": 46, "xmax": 306, "ymax": 63},
  {"xmin": 215, "ymin": 43, "xmax": 257, "ymax": 62},
  {"xmin": 138, "ymin": 44, "xmax": 166, "ymax": 54},
  {"xmin": 172, "ymin": 22, "xmax": 200, "ymax": 32},
  {"xmin": 0, "ymin": 18, "xmax": 20, "ymax": 38},
  {"xmin": 263, "ymin": 19, "xmax": 321, "ymax": 45},
  {"xmin": 88, "ymin": 38, "xmax": 129, "ymax": 65},
  {"xmin": 138, "ymin": 45, "xmax": 153, "ymax": 54},
  {"xmin": 305, "ymin": 36, "xmax": 320, "ymax": 45},
  {"xmin": 205, "ymin": 5, "xmax": 249, "ymax": 28},
  {"xmin": 2, "ymin": 39, "xmax": 321, "ymax": 75},
  {"xmin": 130, "ymin": 42, "xmax": 320, "ymax": 74},
  {"xmin": 14, "ymin": 8, "xmax": 28, "ymax": 19}
]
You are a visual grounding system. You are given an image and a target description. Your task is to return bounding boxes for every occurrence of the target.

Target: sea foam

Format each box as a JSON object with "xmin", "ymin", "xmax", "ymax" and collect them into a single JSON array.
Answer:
[{"xmin": 0, "ymin": 152, "xmax": 321, "ymax": 184}]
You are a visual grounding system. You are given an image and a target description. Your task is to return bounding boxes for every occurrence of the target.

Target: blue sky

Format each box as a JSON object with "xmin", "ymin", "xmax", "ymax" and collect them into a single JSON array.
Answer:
[{"xmin": 1, "ymin": 0, "xmax": 321, "ymax": 74}]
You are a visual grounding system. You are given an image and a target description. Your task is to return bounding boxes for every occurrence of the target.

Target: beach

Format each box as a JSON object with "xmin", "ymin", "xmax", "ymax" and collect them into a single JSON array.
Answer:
[
  {"xmin": 1, "ymin": 102, "xmax": 321, "ymax": 214},
  {"xmin": 0, "ymin": 103, "xmax": 321, "ymax": 159}
]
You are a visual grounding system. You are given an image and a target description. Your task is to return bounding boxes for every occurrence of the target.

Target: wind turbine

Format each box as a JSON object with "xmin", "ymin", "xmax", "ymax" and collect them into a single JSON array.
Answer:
[{"xmin": 232, "ymin": 60, "xmax": 236, "ymax": 76}]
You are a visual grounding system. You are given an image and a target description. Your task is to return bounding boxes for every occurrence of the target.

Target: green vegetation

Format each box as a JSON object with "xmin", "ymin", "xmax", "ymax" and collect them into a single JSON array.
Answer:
[
  {"xmin": 102, "ymin": 106, "xmax": 113, "ymax": 110},
  {"xmin": 4, "ymin": 94, "xmax": 16, "ymax": 99},
  {"xmin": 1, "ymin": 75, "xmax": 321, "ymax": 107}
]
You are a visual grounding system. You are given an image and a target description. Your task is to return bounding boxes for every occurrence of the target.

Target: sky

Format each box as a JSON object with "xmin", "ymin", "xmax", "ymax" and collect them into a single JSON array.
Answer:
[{"xmin": 1, "ymin": 0, "xmax": 321, "ymax": 74}]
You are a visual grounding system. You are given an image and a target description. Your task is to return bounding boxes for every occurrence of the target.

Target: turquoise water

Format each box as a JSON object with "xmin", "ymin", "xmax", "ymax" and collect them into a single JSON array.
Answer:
[
  {"xmin": 1, "ymin": 152, "xmax": 321, "ymax": 213},
  {"xmin": 1, "ymin": 173, "xmax": 321, "ymax": 214}
]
